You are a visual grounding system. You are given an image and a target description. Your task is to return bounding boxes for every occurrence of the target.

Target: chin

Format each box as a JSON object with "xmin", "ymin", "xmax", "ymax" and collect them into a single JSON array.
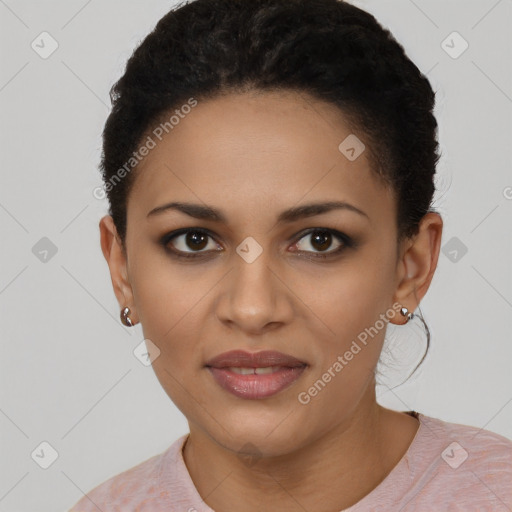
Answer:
[{"xmin": 204, "ymin": 414, "xmax": 308, "ymax": 459}]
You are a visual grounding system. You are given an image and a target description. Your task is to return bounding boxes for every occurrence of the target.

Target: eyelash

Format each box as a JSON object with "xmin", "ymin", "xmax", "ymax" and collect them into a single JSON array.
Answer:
[{"xmin": 159, "ymin": 227, "xmax": 354, "ymax": 260}]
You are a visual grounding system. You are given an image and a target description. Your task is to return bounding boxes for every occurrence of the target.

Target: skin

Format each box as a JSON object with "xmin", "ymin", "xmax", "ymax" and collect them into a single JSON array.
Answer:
[{"xmin": 100, "ymin": 89, "xmax": 443, "ymax": 511}]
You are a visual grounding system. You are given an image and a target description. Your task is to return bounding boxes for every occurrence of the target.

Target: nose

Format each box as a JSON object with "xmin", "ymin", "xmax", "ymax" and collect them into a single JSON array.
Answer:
[{"xmin": 214, "ymin": 248, "xmax": 294, "ymax": 335}]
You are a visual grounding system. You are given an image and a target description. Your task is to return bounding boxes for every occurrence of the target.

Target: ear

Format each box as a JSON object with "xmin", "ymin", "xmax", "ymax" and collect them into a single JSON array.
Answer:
[
  {"xmin": 99, "ymin": 215, "xmax": 138, "ymax": 323},
  {"xmin": 390, "ymin": 212, "xmax": 443, "ymax": 325}
]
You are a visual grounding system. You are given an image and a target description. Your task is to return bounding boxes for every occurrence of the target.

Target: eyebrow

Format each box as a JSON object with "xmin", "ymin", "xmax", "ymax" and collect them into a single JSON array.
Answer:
[{"xmin": 147, "ymin": 200, "xmax": 369, "ymax": 223}]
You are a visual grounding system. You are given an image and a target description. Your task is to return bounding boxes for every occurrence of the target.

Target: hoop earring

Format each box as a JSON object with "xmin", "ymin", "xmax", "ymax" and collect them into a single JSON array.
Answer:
[
  {"xmin": 120, "ymin": 306, "xmax": 134, "ymax": 327},
  {"xmin": 400, "ymin": 306, "xmax": 414, "ymax": 324}
]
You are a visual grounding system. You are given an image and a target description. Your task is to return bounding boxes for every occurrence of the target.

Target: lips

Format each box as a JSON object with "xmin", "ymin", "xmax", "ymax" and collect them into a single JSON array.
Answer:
[
  {"xmin": 205, "ymin": 350, "xmax": 308, "ymax": 399},
  {"xmin": 204, "ymin": 349, "xmax": 307, "ymax": 369}
]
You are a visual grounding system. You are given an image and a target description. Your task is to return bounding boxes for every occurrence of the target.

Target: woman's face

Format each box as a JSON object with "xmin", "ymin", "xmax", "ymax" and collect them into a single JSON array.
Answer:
[{"xmin": 102, "ymin": 90, "xmax": 428, "ymax": 456}]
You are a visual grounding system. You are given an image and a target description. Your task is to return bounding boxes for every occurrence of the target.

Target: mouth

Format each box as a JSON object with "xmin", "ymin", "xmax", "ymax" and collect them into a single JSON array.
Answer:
[{"xmin": 205, "ymin": 350, "xmax": 308, "ymax": 399}]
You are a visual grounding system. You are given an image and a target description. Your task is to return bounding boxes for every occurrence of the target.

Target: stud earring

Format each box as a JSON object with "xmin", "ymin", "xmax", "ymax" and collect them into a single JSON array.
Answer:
[
  {"xmin": 120, "ymin": 306, "xmax": 134, "ymax": 327},
  {"xmin": 400, "ymin": 306, "xmax": 414, "ymax": 324}
]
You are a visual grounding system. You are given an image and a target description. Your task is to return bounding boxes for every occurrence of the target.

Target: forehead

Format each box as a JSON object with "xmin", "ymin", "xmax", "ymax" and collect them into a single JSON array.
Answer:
[{"xmin": 128, "ymin": 90, "xmax": 394, "ymax": 229}]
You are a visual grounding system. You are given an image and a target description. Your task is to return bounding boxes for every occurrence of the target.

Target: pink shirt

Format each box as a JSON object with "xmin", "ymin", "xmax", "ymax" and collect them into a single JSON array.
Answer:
[{"xmin": 69, "ymin": 412, "xmax": 512, "ymax": 511}]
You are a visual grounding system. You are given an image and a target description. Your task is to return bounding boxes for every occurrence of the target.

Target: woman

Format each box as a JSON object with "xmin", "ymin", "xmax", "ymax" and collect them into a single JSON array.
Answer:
[{"xmin": 70, "ymin": 0, "xmax": 512, "ymax": 510}]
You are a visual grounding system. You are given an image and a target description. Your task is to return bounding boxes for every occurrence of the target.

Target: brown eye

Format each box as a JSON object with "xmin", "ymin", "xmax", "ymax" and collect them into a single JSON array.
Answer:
[
  {"xmin": 292, "ymin": 229, "xmax": 350, "ymax": 256},
  {"xmin": 183, "ymin": 231, "xmax": 209, "ymax": 251},
  {"xmin": 162, "ymin": 229, "xmax": 220, "ymax": 255}
]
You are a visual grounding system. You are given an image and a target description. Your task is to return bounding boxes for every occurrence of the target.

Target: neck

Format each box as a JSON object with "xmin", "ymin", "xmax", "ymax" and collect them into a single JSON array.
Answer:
[{"xmin": 182, "ymin": 388, "xmax": 418, "ymax": 512}]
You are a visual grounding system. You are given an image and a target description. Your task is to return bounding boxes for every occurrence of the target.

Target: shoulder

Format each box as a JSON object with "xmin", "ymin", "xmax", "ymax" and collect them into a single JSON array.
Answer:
[
  {"xmin": 67, "ymin": 435, "xmax": 188, "ymax": 511},
  {"xmin": 411, "ymin": 413, "xmax": 512, "ymax": 508},
  {"xmin": 419, "ymin": 412, "xmax": 512, "ymax": 467}
]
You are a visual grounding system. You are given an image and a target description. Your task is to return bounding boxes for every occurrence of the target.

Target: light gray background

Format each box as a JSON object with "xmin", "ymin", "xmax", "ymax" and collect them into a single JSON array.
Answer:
[{"xmin": 1, "ymin": 0, "xmax": 511, "ymax": 510}]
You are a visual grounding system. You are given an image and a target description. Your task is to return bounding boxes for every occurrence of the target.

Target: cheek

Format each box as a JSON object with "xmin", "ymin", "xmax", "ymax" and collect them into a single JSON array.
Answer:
[
  {"xmin": 308, "ymin": 257, "xmax": 394, "ymax": 345},
  {"xmin": 132, "ymin": 263, "xmax": 206, "ymax": 412},
  {"xmin": 297, "ymin": 271, "xmax": 394, "ymax": 421},
  {"xmin": 129, "ymin": 252, "xmax": 201, "ymax": 360}
]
